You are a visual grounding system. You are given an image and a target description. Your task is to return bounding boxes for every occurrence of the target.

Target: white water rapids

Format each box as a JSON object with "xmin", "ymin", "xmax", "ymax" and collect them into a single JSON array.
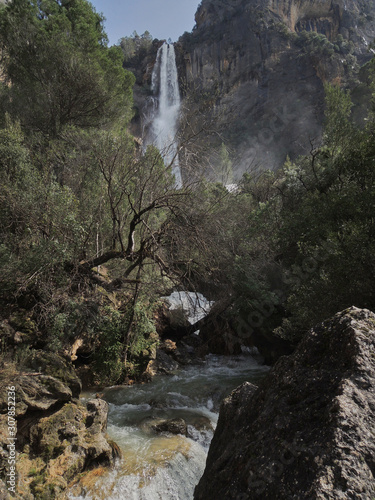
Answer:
[
  {"xmin": 146, "ymin": 42, "xmax": 182, "ymax": 188},
  {"xmin": 68, "ymin": 354, "xmax": 268, "ymax": 500}
]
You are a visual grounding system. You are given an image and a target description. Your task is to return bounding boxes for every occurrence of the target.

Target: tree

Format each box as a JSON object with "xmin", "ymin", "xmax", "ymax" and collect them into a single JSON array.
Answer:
[
  {"xmin": 120, "ymin": 30, "xmax": 153, "ymax": 62},
  {"xmin": 273, "ymin": 83, "xmax": 375, "ymax": 340},
  {"xmin": 0, "ymin": 0, "xmax": 135, "ymax": 135}
]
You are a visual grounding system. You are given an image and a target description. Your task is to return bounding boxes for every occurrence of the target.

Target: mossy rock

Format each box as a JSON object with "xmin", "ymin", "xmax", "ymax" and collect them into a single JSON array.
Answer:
[
  {"xmin": 23, "ymin": 350, "xmax": 81, "ymax": 397},
  {"xmin": 9, "ymin": 310, "xmax": 38, "ymax": 336}
]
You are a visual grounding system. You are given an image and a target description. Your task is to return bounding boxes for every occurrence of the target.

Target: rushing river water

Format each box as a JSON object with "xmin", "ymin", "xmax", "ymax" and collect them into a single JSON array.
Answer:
[{"xmin": 69, "ymin": 352, "xmax": 268, "ymax": 500}]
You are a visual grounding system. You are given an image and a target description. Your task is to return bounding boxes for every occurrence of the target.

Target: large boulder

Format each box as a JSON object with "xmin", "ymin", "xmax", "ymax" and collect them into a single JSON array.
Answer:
[
  {"xmin": 15, "ymin": 398, "xmax": 117, "ymax": 499},
  {"xmin": 23, "ymin": 350, "xmax": 81, "ymax": 397},
  {"xmin": 195, "ymin": 307, "xmax": 375, "ymax": 499},
  {"xmin": 0, "ymin": 353, "xmax": 118, "ymax": 499}
]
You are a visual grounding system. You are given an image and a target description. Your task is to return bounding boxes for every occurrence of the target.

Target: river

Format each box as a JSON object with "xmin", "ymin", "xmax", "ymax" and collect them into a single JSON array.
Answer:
[{"xmin": 68, "ymin": 352, "xmax": 268, "ymax": 499}]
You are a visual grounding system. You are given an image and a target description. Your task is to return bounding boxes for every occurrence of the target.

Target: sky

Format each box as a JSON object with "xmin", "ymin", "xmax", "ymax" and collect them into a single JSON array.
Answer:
[{"xmin": 89, "ymin": 0, "xmax": 200, "ymax": 46}]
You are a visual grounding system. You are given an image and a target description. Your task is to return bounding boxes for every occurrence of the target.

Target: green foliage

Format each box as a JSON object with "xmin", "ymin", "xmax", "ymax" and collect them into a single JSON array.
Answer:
[
  {"xmin": 92, "ymin": 300, "xmax": 158, "ymax": 384},
  {"xmin": 296, "ymin": 31, "xmax": 335, "ymax": 59},
  {"xmin": 92, "ymin": 306, "xmax": 126, "ymax": 384},
  {"xmin": 173, "ymin": 78, "xmax": 375, "ymax": 345},
  {"xmin": 127, "ymin": 301, "xmax": 158, "ymax": 360},
  {"xmin": 0, "ymin": 118, "xmax": 74, "ymax": 295},
  {"xmin": 120, "ymin": 30, "xmax": 153, "ymax": 62},
  {"xmin": 0, "ymin": 0, "xmax": 135, "ymax": 136},
  {"xmin": 323, "ymin": 83, "xmax": 353, "ymax": 148},
  {"xmin": 272, "ymin": 83, "xmax": 375, "ymax": 340}
]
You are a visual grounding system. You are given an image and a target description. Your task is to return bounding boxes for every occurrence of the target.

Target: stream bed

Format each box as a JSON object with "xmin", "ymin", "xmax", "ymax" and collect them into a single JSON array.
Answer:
[{"xmin": 68, "ymin": 352, "xmax": 269, "ymax": 500}]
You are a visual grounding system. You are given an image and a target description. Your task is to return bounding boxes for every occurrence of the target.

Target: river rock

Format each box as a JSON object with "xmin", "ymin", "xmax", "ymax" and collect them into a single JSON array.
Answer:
[
  {"xmin": 0, "ymin": 372, "xmax": 72, "ymax": 418},
  {"xmin": 0, "ymin": 354, "xmax": 118, "ymax": 499},
  {"xmin": 150, "ymin": 418, "xmax": 188, "ymax": 436},
  {"xmin": 14, "ymin": 398, "xmax": 117, "ymax": 498},
  {"xmin": 143, "ymin": 348, "xmax": 180, "ymax": 379},
  {"xmin": 188, "ymin": 415, "xmax": 214, "ymax": 432},
  {"xmin": 194, "ymin": 307, "xmax": 375, "ymax": 499}
]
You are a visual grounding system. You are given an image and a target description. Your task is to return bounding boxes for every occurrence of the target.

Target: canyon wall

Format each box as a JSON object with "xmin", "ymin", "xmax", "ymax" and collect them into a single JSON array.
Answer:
[{"xmin": 175, "ymin": 0, "xmax": 375, "ymax": 175}]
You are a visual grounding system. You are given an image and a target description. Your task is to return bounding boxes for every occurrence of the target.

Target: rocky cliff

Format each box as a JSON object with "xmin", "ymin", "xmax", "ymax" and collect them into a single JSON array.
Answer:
[
  {"xmin": 174, "ymin": 0, "xmax": 375, "ymax": 175},
  {"xmin": 194, "ymin": 307, "xmax": 375, "ymax": 499}
]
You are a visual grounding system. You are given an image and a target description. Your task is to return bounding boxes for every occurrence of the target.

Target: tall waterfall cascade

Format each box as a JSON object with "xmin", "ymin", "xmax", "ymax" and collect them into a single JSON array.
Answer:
[{"xmin": 146, "ymin": 42, "xmax": 182, "ymax": 188}]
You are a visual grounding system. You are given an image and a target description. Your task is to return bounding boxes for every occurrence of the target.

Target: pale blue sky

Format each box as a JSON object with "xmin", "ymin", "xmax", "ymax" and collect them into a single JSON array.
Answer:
[{"xmin": 89, "ymin": 0, "xmax": 200, "ymax": 45}]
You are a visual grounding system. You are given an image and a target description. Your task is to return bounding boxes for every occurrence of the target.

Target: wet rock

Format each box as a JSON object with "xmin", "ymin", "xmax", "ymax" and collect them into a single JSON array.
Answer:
[
  {"xmin": 0, "ymin": 358, "xmax": 118, "ymax": 499},
  {"xmin": 150, "ymin": 418, "xmax": 188, "ymax": 436},
  {"xmin": 143, "ymin": 348, "xmax": 179, "ymax": 380},
  {"xmin": 195, "ymin": 307, "xmax": 375, "ymax": 499},
  {"xmin": 16, "ymin": 399, "xmax": 115, "ymax": 498},
  {"xmin": 189, "ymin": 415, "xmax": 214, "ymax": 432}
]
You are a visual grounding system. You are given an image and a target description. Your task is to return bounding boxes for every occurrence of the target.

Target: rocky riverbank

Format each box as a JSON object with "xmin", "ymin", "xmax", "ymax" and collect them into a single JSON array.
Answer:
[
  {"xmin": 0, "ymin": 351, "xmax": 119, "ymax": 499},
  {"xmin": 195, "ymin": 307, "xmax": 375, "ymax": 499},
  {"xmin": 0, "ymin": 299, "xmax": 209, "ymax": 499}
]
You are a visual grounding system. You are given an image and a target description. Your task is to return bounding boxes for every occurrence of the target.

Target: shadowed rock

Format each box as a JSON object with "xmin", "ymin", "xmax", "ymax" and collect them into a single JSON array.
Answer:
[{"xmin": 195, "ymin": 307, "xmax": 375, "ymax": 499}]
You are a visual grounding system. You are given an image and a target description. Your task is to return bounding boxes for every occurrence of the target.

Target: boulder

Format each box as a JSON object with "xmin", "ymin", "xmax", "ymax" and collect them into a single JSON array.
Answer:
[
  {"xmin": 151, "ymin": 418, "xmax": 188, "ymax": 436},
  {"xmin": 0, "ymin": 355, "xmax": 119, "ymax": 499},
  {"xmin": 143, "ymin": 348, "xmax": 179, "ymax": 380},
  {"xmin": 23, "ymin": 350, "xmax": 81, "ymax": 397},
  {"xmin": 195, "ymin": 307, "xmax": 375, "ymax": 499},
  {"xmin": 16, "ymin": 399, "xmax": 116, "ymax": 498},
  {"xmin": 0, "ymin": 372, "xmax": 72, "ymax": 418},
  {"xmin": 188, "ymin": 415, "xmax": 214, "ymax": 432}
]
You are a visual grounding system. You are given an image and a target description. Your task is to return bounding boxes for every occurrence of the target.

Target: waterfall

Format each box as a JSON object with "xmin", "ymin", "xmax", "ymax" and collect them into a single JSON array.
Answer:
[{"xmin": 147, "ymin": 43, "xmax": 182, "ymax": 188}]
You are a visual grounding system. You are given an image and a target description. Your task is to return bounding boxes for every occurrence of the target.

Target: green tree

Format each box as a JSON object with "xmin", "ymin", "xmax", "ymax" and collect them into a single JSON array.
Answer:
[
  {"xmin": 120, "ymin": 30, "xmax": 153, "ymax": 62},
  {"xmin": 0, "ymin": 118, "xmax": 81, "ymax": 298},
  {"xmin": 274, "ymin": 84, "xmax": 375, "ymax": 340},
  {"xmin": 0, "ymin": 0, "xmax": 135, "ymax": 135}
]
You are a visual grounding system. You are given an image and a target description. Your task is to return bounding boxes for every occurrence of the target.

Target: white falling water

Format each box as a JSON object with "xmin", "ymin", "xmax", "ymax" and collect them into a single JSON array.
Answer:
[{"xmin": 148, "ymin": 43, "xmax": 182, "ymax": 188}]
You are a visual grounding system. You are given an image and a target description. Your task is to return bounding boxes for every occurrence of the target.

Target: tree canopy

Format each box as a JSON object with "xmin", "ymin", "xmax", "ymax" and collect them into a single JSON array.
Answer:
[{"xmin": 0, "ymin": 0, "xmax": 135, "ymax": 135}]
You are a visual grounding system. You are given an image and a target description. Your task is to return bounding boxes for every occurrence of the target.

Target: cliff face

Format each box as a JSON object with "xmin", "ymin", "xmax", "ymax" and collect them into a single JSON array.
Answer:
[
  {"xmin": 176, "ymin": 0, "xmax": 375, "ymax": 174},
  {"xmin": 194, "ymin": 307, "xmax": 375, "ymax": 499}
]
